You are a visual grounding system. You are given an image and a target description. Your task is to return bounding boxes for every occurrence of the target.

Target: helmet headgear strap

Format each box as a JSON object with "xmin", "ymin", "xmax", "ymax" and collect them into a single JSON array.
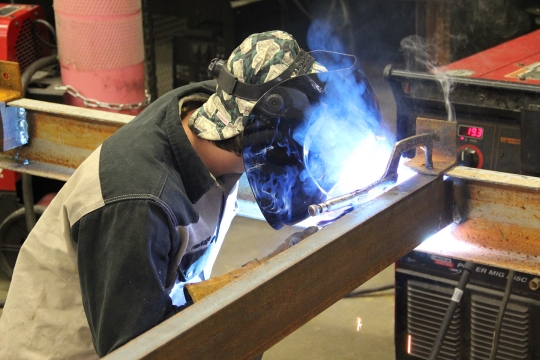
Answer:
[{"xmin": 207, "ymin": 50, "xmax": 315, "ymax": 101}]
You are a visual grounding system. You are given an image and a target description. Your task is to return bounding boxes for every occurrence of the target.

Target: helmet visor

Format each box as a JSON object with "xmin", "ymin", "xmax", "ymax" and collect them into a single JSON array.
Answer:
[{"xmin": 242, "ymin": 51, "xmax": 381, "ymax": 229}]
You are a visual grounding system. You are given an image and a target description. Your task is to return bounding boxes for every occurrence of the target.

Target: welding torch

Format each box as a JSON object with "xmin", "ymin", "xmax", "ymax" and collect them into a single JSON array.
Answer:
[{"xmin": 309, "ymin": 133, "xmax": 434, "ymax": 216}]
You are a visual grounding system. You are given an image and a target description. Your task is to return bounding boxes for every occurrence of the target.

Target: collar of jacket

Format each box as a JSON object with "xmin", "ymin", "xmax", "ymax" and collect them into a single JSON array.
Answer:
[{"xmin": 165, "ymin": 81, "xmax": 228, "ymax": 204}]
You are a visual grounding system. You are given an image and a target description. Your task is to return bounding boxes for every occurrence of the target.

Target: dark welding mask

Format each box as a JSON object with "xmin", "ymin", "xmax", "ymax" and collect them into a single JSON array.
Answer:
[{"xmin": 211, "ymin": 50, "xmax": 381, "ymax": 229}]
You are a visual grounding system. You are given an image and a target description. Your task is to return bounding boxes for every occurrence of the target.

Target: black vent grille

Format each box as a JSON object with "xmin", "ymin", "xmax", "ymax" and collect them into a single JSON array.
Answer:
[
  {"xmin": 14, "ymin": 18, "xmax": 46, "ymax": 72},
  {"xmin": 407, "ymin": 280, "xmax": 462, "ymax": 360},
  {"xmin": 470, "ymin": 294, "xmax": 530, "ymax": 360}
]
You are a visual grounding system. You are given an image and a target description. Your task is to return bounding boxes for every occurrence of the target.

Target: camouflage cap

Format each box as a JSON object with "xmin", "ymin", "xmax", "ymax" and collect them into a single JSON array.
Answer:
[{"xmin": 189, "ymin": 30, "xmax": 327, "ymax": 141}]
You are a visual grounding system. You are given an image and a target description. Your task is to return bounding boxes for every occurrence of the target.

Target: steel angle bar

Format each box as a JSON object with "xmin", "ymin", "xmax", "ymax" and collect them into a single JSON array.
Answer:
[
  {"xmin": 104, "ymin": 172, "xmax": 453, "ymax": 360},
  {"xmin": 405, "ymin": 117, "xmax": 456, "ymax": 176},
  {"xmin": 0, "ymin": 98, "xmax": 134, "ymax": 181}
]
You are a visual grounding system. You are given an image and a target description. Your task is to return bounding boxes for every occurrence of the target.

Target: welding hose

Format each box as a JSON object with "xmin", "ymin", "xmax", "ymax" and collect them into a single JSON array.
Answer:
[
  {"xmin": 345, "ymin": 283, "xmax": 394, "ymax": 298},
  {"xmin": 20, "ymin": 54, "xmax": 60, "ymax": 232},
  {"xmin": 21, "ymin": 54, "xmax": 58, "ymax": 97},
  {"xmin": 21, "ymin": 174, "xmax": 36, "ymax": 232},
  {"xmin": 428, "ymin": 261, "xmax": 475, "ymax": 360},
  {"xmin": 489, "ymin": 270, "xmax": 514, "ymax": 360}
]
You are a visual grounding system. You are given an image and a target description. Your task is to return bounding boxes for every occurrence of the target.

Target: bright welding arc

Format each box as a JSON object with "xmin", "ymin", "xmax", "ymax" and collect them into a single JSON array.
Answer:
[{"xmin": 308, "ymin": 133, "xmax": 434, "ymax": 216}]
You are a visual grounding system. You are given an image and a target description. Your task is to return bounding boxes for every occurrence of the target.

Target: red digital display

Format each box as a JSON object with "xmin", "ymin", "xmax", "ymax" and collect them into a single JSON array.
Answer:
[{"xmin": 458, "ymin": 125, "xmax": 484, "ymax": 139}]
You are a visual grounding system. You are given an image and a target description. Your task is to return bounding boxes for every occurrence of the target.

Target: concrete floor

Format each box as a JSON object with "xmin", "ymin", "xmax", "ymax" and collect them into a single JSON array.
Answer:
[{"xmin": 0, "ymin": 62, "xmax": 398, "ymax": 359}]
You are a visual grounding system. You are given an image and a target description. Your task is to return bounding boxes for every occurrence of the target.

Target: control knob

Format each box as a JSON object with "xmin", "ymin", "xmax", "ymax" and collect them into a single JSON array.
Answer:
[{"xmin": 457, "ymin": 147, "xmax": 480, "ymax": 168}]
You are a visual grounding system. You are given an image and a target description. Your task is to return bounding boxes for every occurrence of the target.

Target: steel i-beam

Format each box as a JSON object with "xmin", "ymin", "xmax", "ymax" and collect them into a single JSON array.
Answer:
[
  {"xmin": 0, "ymin": 98, "xmax": 134, "ymax": 181},
  {"xmin": 102, "ymin": 118, "xmax": 458, "ymax": 360}
]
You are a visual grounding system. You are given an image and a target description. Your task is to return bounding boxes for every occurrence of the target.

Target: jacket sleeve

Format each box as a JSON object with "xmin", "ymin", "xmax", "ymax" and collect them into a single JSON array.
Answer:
[{"xmin": 73, "ymin": 198, "xmax": 186, "ymax": 356}]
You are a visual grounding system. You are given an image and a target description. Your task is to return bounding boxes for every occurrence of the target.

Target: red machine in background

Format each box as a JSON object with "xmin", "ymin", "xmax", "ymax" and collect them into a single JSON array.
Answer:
[
  {"xmin": 0, "ymin": 2, "xmax": 148, "ymax": 278},
  {"xmin": 0, "ymin": 3, "xmax": 49, "ymax": 193},
  {"xmin": 440, "ymin": 29, "xmax": 540, "ymax": 84},
  {"xmin": 0, "ymin": 3, "xmax": 54, "ymax": 278},
  {"xmin": 0, "ymin": 4, "xmax": 50, "ymax": 70},
  {"xmin": 388, "ymin": 29, "xmax": 540, "ymax": 360}
]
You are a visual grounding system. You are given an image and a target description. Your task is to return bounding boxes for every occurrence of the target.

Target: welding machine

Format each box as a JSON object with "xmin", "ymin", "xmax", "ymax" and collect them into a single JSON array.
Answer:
[
  {"xmin": 0, "ymin": 3, "xmax": 50, "ymax": 71},
  {"xmin": 386, "ymin": 29, "xmax": 540, "ymax": 175},
  {"xmin": 387, "ymin": 29, "xmax": 540, "ymax": 359}
]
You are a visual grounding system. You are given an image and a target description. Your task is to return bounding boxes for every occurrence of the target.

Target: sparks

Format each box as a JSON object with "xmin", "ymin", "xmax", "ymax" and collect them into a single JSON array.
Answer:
[{"xmin": 356, "ymin": 317, "xmax": 362, "ymax": 331}]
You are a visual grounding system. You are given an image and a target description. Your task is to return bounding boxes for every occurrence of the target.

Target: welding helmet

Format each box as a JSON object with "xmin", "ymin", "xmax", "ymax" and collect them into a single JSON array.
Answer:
[
  {"xmin": 206, "ymin": 40, "xmax": 381, "ymax": 229},
  {"xmin": 240, "ymin": 51, "xmax": 381, "ymax": 229}
]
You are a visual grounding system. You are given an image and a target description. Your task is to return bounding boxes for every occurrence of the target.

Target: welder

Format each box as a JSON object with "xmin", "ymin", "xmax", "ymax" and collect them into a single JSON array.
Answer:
[{"xmin": 0, "ymin": 29, "xmax": 380, "ymax": 358}]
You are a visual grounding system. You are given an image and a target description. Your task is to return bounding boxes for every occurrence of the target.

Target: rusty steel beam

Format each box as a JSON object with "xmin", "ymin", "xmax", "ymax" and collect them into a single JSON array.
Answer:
[
  {"xmin": 417, "ymin": 166, "xmax": 540, "ymax": 276},
  {"xmin": 103, "ymin": 172, "xmax": 453, "ymax": 360},
  {"xmin": 0, "ymin": 98, "xmax": 134, "ymax": 181}
]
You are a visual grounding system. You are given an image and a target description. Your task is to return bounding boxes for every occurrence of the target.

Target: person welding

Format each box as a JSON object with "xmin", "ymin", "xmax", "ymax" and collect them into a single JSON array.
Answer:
[{"xmin": 0, "ymin": 30, "xmax": 380, "ymax": 358}]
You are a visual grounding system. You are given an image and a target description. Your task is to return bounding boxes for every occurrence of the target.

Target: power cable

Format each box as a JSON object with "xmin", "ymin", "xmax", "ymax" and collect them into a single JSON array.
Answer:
[
  {"xmin": 33, "ymin": 19, "xmax": 57, "ymax": 49},
  {"xmin": 21, "ymin": 174, "xmax": 36, "ymax": 232},
  {"xmin": 19, "ymin": 53, "xmax": 59, "ymax": 236},
  {"xmin": 489, "ymin": 269, "xmax": 514, "ymax": 360},
  {"xmin": 345, "ymin": 283, "xmax": 394, "ymax": 298},
  {"xmin": 428, "ymin": 261, "xmax": 476, "ymax": 360}
]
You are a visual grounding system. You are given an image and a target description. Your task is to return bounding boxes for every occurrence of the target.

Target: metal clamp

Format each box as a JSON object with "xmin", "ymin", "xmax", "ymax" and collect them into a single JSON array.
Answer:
[
  {"xmin": 308, "ymin": 133, "xmax": 434, "ymax": 216},
  {"xmin": 0, "ymin": 102, "xmax": 28, "ymax": 152}
]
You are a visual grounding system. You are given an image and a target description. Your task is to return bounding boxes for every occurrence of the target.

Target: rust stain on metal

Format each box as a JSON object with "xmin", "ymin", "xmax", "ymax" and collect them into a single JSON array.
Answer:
[
  {"xmin": 418, "ymin": 219, "xmax": 540, "ymax": 276},
  {"xmin": 467, "ymin": 183, "xmax": 540, "ymax": 210},
  {"xmin": 31, "ymin": 112, "xmax": 121, "ymax": 150},
  {"xmin": 462, "ymin": 182, "xmax": 540, "ymax": 231},
  {"xmin": 2, "ymin": 146, "xmax": 87, "ymax": 170},
  {"xmin": 419, "ymin": 165, "xmax": 540, "ymax": 276},
  {"xmin": 0, "ymin": 98, "xmax": 131, "ymax": 179},
  {"xmin": 416, "ymin": 117, "xmax": 456, "ymax": 157},
  {"xmin": 452, "ymin": 219, "xmax": 540, "ymax": 257}
]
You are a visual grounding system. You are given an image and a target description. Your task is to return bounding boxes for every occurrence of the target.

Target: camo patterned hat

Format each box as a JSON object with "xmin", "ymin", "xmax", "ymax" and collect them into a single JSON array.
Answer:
[{"xmin": 189, "ymin": 30, "xmax": 327, "ymax": 140}]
